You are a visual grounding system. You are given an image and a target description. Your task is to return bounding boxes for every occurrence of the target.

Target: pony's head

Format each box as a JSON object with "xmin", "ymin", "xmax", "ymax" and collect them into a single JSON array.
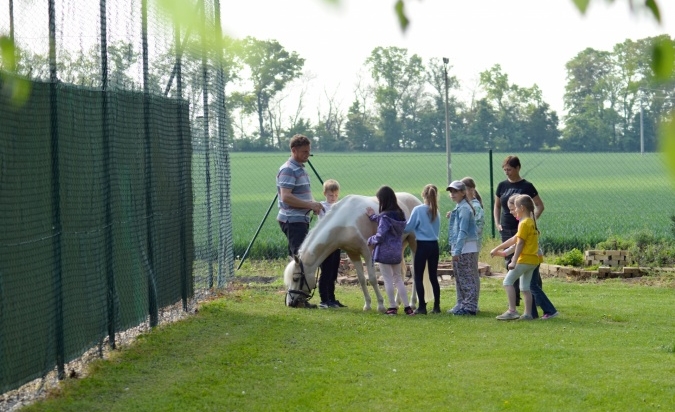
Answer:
[{"xmin": 283, "ymin": 255, "xmax": 317, "ymax": 307}]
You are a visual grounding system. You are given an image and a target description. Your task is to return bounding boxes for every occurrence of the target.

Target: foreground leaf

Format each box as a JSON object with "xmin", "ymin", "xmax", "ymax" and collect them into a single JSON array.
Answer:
[{"xmin": 659, "ymin": 111, "xmax": 675, "ymax": 184}]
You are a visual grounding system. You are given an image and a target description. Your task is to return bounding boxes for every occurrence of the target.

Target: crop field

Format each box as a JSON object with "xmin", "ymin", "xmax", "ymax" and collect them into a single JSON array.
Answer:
[{"xmin": 192, "ymin": 152, "xmax": 675, "ymax": 259}]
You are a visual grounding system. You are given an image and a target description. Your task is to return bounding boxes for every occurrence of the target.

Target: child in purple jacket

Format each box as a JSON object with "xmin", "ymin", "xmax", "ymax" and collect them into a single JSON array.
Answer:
[{"xmin": 366, "ymin": 186, "xmax": 414, "ymax": 316}]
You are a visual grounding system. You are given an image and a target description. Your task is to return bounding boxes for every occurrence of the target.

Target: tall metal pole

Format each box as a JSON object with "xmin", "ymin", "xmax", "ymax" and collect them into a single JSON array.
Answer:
[
  {"xmin": 9, "ymin": 0, "xmax": 14, "ymax": 42},
  {"xmin": 443, "ymin": 57, "xmax": 451, "ymax": 185},
  {"xmin": 213, "ymin": 0, "xmax": 235, "ymax": 286},
  {"xmin": 100, "ymin": 0, "xmax": 116, "ymax": 350},
  {"xmin": 174, "ymin": 7, "xmax": 189, "ymax": 311},
  {"xmin": 200, "ymin": 0, "xmax": 214, "ymax": 288},
  {"xmin": 141, "ymin": 0, "xmax": 158, "ymax": 328},
  {"xmin": 640, "ymin": 94, "xmax": 644, "ymax": 155},
  {"xmin": 48, "ymin": 0, "xmax": 65, "ymax": 381}
]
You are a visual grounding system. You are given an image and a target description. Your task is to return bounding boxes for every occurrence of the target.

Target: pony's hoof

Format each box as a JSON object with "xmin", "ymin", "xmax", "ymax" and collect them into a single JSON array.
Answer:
[{"xmin": 363, "ymin": 305, "xmax": 371, "ymax": 311}]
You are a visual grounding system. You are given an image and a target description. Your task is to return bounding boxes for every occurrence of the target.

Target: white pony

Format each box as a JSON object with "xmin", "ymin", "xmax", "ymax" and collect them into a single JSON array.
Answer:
[{"xmin": 283, "ymin": 192, "xmax": 422, "ymax": 312}]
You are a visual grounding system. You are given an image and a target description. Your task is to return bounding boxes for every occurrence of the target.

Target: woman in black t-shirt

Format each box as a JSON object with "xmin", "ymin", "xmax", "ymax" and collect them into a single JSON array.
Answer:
[{"xmin": 493, "ymin": 155, "xmax": 545, "ymax": 308}]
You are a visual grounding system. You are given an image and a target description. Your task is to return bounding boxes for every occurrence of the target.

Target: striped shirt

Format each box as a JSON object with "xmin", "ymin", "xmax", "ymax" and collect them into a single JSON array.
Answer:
[{"xmin": 276, "ymin": 157, "xmax": 313, "ymax": 223}]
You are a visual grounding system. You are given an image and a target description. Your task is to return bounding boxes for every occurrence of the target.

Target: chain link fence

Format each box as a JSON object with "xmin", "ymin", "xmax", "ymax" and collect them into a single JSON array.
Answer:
[{"xmin": 229, "ymin": 151, "xmax": 675, "ymax": 264}]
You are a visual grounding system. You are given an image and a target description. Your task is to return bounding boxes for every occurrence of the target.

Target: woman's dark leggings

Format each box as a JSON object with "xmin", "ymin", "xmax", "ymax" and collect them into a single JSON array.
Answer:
[{"xmin": 414, "ymin": 240, "xmax": 440, "ymax": 309}]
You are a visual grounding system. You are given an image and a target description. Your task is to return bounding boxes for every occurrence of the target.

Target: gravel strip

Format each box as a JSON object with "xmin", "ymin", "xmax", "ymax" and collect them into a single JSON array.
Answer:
[{"xmin": 0, "ymin": 288, "xmax": 216, "ymax": 412}]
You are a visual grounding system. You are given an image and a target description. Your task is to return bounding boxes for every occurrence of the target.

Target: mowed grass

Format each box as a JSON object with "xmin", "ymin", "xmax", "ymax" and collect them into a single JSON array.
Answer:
[
  {"xmin": 193, "ymin": 152, "xmax": 675, "ymax": 258},
  {"xmin": 23, "ymin": 275, "xmax": 675, "ymax": 411}
]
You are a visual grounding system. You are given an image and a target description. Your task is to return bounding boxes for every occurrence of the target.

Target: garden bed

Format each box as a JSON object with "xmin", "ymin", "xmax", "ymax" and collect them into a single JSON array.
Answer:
[{"xmin": 542, "ymin": 249, "xmax": 675, "ymax": 280}]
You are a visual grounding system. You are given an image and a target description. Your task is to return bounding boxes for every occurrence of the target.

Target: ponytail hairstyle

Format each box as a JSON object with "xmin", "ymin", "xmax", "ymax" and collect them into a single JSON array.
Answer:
[
  {"xmin": 515, "ymin": 194, "xmax": 539, "ymax": 234},
  {"xmin": 460, "ymin": 177, "xmax": 483, "ymax": 208},
  {"xmin": 421, "ymin": 184, "xmax": 439, "ymax": 222},
  {"xmin": 376, "ymin": 185, "xmax": 404, "ymax": 220}
]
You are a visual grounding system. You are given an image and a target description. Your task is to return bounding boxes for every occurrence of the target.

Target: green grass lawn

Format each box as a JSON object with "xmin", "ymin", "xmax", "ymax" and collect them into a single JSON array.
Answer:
[
  {"xmin": 193, "ymin": 152, "xmax": 675, "ymax": 259},
  {"xmin": 23, "ymin": 274, "xmax": 675, "ymax": 411}
]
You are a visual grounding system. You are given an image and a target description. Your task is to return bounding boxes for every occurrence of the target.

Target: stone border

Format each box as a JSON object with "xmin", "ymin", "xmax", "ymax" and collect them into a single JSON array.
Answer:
[{"xmin": 540, "ymin": 263, "xmax": 652, "ymax": 279}]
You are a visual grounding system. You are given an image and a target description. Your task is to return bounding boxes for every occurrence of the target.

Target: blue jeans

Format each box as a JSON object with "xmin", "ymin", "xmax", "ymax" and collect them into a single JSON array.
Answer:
[{"xmin": 530, "ymin": 265, "xmax": 556, "ymax": 317}]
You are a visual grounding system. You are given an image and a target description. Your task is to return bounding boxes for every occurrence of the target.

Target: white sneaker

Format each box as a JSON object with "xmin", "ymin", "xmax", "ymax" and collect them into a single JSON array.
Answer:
[{"xmin": 496, "ymin": 310, "xmax": 520, "ymax": 320}]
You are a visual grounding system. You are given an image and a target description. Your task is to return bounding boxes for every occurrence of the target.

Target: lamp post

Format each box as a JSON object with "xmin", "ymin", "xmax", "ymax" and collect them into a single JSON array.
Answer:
[
  {"xmin": 639, "ymin": 88, "xmax": 645, "ymax": 155},
  {"xmin": 442, "ymin": 57, "xmax": 451, "ymax": 185}
]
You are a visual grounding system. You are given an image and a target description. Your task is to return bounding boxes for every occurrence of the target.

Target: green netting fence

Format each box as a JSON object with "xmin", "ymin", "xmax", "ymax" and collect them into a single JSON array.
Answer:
[
  {"xmin": 0, "ymin": 0, "xmax": 234, "ymax": 394},
  {"xmin": 0, "ymin": 80, "xmax": 194, "ymax": 393}
]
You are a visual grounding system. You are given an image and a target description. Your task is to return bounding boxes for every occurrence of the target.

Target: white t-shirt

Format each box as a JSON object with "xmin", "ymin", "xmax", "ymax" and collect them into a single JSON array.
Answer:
[
  {"xmin": 318, "ymin": 200, "xmax": 335, "ymax": 220},
  {"xmin": 462, "ymin": 240, "xmax": 478, "ymax": 254}
]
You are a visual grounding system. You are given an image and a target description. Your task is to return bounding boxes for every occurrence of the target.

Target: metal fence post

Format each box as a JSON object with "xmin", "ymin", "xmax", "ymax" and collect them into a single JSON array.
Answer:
[
  {"xmin": 174, "ymin": 13, "xmax": 189, "ymax": 312},
  {"xmin": 141, "ymin": 0, "xmax": 158, "ymax": 328},
  {"xmin": 213, "ymin": 0, "xmax": 235, "ymax": 287},
  {"xmin": 201, "ymin": 0, "xmax": 214, "ymax": 288},
  {"xmin": 48, "ymin": 0, "xmax": 65, "ymax": 381},
  {"xmin": 100, "ymin": 0, "xmax": 116, "ymax": 349},
  {"xmin": 489, "ymin": 149, "xmax": 495, "ymax": 239}
]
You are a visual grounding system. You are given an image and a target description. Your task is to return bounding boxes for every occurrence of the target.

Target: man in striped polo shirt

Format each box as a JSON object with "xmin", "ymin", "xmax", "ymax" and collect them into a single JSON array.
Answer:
[{"xmin": 277, "ymin": 135, "xmax": 324, "ymax": 304}]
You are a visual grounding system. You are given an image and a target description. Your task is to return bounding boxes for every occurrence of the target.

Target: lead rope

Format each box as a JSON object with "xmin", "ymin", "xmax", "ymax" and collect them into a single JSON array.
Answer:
[{"xmin": 285, "ymin": 210, "xmax": 320, "ymax": 306}]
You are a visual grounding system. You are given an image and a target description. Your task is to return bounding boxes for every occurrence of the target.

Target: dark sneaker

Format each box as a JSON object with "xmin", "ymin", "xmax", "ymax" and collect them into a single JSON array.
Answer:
[
  {"xmin": 453, "ymin": 309, "xmax": 476, "ymax": 316},
  {"xmin": 319, "ymin": 301, "xmax": 331, "ymax": 309},
  {"xmin": 404, "ymin": 306, "xmax": 415, "ymax": 316},
  {"xmin": 327, "ymin": 301, "xmax": 343, "ymax": 308},
  {"xmin": 414, "ymin": 307, "xmax": 427, "ymax": 315},
  {"xmin": 332, "ymin": 300, "xmax": 347, "ymax": 308},
  {"xmin": 385, "ymin": 307, "xmax": 398, "ymax": 315}
]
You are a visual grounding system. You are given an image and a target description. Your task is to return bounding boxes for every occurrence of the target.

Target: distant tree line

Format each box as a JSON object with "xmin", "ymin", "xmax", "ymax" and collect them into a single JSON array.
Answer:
[{"xmin": 7, "ymin": 34, "xmax": 674, "ymax": 152}]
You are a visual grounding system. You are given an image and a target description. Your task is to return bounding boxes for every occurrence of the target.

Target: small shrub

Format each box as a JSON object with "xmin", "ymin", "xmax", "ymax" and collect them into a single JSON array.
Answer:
[
  {"xmin": 553, "ymin": 248, "xmax": 584, "ymax": 267},
  {"xmin": 595, "ymin": 235, "xmax": 633, "ymax": 250},
  {"xmin": 632, "ymin": 230, "xmax": 660, "ymax": 249},
  {"xmin": 630, "ymin": 242, "xmax": 675, "ymax": 267}
]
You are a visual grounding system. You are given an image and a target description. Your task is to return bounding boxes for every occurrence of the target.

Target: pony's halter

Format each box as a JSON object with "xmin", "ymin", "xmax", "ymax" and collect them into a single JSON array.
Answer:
[{"xmin": 286, "ymin": 257, "xmax": 319, "ymax": 307}]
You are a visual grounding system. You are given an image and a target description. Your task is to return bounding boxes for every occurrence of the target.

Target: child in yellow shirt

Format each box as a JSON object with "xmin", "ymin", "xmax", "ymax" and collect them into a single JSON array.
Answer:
[{"xmin": 491, "ymin": 194, "xmax": 539, "ymax": 320}]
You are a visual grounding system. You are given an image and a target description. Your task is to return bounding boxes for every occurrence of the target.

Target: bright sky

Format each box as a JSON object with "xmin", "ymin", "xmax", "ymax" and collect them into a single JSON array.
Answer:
[{"xmin": 220, "ymin": 0, "xmax": 673, "ymax": 121}]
